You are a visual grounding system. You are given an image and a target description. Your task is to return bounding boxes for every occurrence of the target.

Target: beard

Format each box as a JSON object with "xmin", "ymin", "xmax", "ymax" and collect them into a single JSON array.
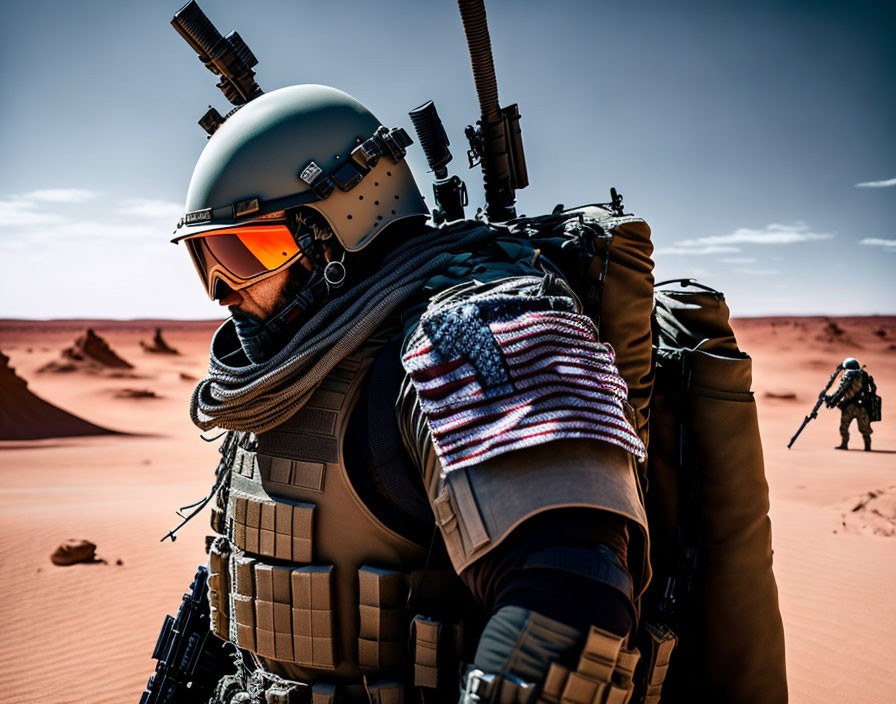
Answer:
[
  {"xmin": 229, "ymin": 264, "xmax": 313, "ymax": 323},
  {"xmin": 229, "ymin": 264, "xmax": 317, "ymax": 364}
]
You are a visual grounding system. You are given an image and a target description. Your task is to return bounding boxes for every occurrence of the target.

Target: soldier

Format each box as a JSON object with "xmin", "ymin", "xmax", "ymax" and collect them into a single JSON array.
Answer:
[
  {"xmin": 148, "ymin": 83, "xmax": 652, "ymax": 704},
  {"xmin": 826, "ymin": 357, "xmax": 878, "ymax": 451}
]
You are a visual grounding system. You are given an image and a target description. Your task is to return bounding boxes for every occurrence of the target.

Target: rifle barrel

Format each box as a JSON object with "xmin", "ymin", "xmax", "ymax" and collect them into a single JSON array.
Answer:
[{"xmin": 786, "ymin": 365, "xmax": 843, "ymax": 449}]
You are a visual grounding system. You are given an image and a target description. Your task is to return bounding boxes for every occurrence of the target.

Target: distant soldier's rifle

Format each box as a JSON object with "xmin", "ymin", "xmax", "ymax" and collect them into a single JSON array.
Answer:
[{"xmin": 787, "ymin": 364, "xmax": 843, "ymax": 449}]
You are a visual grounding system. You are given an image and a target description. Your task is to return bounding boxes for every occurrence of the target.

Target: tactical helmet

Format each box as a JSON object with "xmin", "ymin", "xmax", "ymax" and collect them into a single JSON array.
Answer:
[
  {"xmin": 842, "ymin": 357, "xmax": 860, "ymax": 370},
  {"xmin": 173, "ymin": 84, "xmax": 428, "ymax": 264}
]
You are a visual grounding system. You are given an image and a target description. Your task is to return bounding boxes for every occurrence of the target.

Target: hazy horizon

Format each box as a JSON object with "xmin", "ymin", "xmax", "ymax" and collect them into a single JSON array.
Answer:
[{"xmin": 2, "ymin": 0, "xmax": 894, "ymax": 319}]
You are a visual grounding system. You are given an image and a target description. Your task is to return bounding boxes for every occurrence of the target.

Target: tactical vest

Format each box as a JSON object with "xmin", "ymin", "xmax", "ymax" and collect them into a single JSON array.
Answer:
[{"xmin": 206, "ymin": 334, "xmax": 475, "ymax": 702}]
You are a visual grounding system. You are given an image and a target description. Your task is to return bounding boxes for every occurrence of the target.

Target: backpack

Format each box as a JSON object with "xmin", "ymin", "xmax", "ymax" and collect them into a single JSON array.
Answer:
[
  {"xmin": 510, "ymin": 203, "xmax": 787, "ymax": 703},
  {"xmin": 860, "ymin": 372, "xmax": 882, "ymax": 422}
]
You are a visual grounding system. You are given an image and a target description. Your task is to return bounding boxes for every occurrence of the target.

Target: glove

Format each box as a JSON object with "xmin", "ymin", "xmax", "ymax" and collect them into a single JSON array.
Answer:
[{"xmin": 824, "ymin": 395, "xmax": 835, "ymax": 408}]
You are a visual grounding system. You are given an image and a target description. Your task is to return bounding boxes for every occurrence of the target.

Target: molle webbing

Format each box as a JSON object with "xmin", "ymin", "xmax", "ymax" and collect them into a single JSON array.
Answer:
[
  {"xmin": 637, "ymin": 624, "xmax": 676, "ymax": 704},
  {"xmin": 537, "ymin": 627, "xmax": 641, "ymax": 704},
  {"xmin": 211, "ymin": 556, "xmax": 416, "ymax": 674},
  {"xmin": 208, "ymin": 536, "xmax": 231, "ymax": 637},
  {"xmin": 211, "ymin": 348, "xmax": 353, "ymax": 669},
  {"xmin": 232, "ymin": 560, "xmax": 336, "ymax": 668},
  {"xmin": 255, "ymin": 349, "xmax": 364, "ymax": 465},
  {"xmin": 230, "ymin": 494, "xmax": 314, "ymax": 562},
  {"xmin": 358, "ymin": 566, "xmax": 407, "ymax": 671},
  {"xmin": 223, "ymin": 350, "xmax": 364, "ymax": 564},
  {"xmin": 210, "ymin": 340, "xmax": 451, "ymax": 687},
  {"xmin": 366, "ymin": 681, "xmax": 405, "ymax": 704},
  {"xmin": 411, "ymin": 616, "xmax": 442, "ymax": 688}
]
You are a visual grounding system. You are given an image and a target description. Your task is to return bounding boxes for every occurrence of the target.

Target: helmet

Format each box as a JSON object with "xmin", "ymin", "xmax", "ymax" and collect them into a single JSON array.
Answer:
[
  {"xmin": 842, "ymin": 357, "xmax": 860, "ymax": 370},
  {"xmin": 172, "ymin": 85, "xmax": 428, "ymax": 296}
]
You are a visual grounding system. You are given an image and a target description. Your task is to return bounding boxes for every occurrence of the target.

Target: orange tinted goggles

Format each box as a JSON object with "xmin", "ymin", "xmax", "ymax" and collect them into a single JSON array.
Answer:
[{"xmin": 184, "ymin": 223, "xmax": 302, "ymax": 299}]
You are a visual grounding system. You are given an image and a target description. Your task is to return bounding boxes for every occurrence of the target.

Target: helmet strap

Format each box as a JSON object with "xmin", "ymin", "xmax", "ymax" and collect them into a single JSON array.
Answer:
[{"xmin": 231, "ymin": 267, "xmax": 325, "ymax": 365}]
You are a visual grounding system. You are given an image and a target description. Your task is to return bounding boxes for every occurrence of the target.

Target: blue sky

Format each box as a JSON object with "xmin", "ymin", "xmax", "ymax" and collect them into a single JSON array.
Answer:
[{"xmin": 1, "ymin": 0, "xmax": 893, "ymax": 319}]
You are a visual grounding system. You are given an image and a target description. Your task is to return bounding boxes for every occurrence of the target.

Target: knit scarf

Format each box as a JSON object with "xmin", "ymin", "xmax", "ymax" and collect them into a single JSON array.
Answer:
[{"xmin": 190, "ymin": 223, "xmax": 496, "ymax": 432}]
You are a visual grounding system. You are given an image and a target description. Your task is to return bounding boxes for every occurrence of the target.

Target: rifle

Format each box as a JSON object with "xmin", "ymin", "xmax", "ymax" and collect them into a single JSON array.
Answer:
[
  {"xmin": 139, "ymin": 566, "xmax": 236, "ymax": 703},
  {"xmin": 787, "ymin": 364, "xmax": 843, "ymax": 449},
  {"xmin": 457, "ymin": 0, "xmax": 528, "ymax": 222}
]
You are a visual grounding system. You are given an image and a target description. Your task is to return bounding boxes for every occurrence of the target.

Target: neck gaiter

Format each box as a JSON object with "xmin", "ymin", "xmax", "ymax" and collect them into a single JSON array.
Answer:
[{"xmin": 231, "ymin": 273, "xmax": 323, "ymax": 364}]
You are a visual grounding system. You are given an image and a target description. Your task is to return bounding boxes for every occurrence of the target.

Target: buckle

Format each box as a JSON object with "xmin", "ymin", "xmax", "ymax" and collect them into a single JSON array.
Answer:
[
  {"xmin": 299, "ymin": 161, "xmax": 335, "ymax": 199},
  {"xmin": 183, "ymin": 207, "xmax": 213, "ymax": 225},
  {"xmin": 310, "ymin": 177, "xmax": 335, "ymax": 199},
  {"xmin": 462, "ymin": 668, "xmax": 536, "ymax": 704},
  {"xmin": 351, "ymin": 137, "xmax": 383, "ymax": 170},
  {"xmin": 265, "ymin": 682, "xmax": 304, "ymax": 704},
  {"xmin": 295, "ymin": 123, "xmax": 411, "ymax": 201},
  {"xmin": 377, "ymin": 126, "xmax": 412, "ymax": 162},
  {"xmin": 233, "ymin": 197, "xmax": 260, "ymax": 219},
  {"xmin": 299, "ymin": 161, "xmax": 323, "ymax": 185},
  {"xmin": 331, "ymin": 161, "xmax": 366, "ymax": 191},
  {"xmin": 462, "ymin": 669, "xmax": 496, "ymax": 704}
]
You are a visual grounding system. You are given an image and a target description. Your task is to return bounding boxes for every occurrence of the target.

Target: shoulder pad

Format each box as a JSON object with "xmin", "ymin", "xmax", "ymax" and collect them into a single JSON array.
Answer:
[{"xmin": 401, "ymin": 275, "xmax": 645, "ymax": 474}]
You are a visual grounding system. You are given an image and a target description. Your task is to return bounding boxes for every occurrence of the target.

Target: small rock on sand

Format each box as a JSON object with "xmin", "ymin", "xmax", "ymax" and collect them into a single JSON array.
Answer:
[
  {"xmin": 115, "ymin": 388, "xmax": 159, "ymax": 399},
  {"xmin": 51, "ymin": 539, "xmax": 99, "ymax": 566},
  {"xmin": 764, "ymin": 391, "xmax": 797, "ymax": 400},
  {"xmin": 842, "ymin": 487, "xmax": 896, "ymax": 538}
]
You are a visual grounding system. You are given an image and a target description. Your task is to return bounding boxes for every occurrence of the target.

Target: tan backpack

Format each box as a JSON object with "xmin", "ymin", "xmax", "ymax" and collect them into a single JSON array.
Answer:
[{"xmin": 513, "ymin": 204, "xmax": 787, "ymax": 703}]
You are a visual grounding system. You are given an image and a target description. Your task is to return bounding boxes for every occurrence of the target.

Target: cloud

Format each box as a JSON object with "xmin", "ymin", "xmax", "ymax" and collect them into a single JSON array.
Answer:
[
  {"xmin": 855, "ymin": 177, "xmax": 896, "ymax": 189},
  {"xmin": 676, "ymin": 222, "xmax": 833, "ymax": 247},
  {"xmin": 0, "ymin": 198, "xmax": 63, "ymax": 227},
  {"xmin": 0, "ymin": 189, "xmax": 179, "ymax": 250},
  {"xmin": 20, "ymin": 188, "xmax": 101, "ymax": 203},
  {"xmin": 720, "ymin": 257, "xmax": 756, "ymax": 264},
  {"xmin": 54, "ymin": 220, "xmax": 173, "ymax": 241},
  {"xmin": 654, "ymin": 245, "xmax": 741, "ymax": 255},
  {"xmin": 737, "ymin": 268, "xmax": 781, "ymax": 276},
  {"xmin": 860, "ymin": 238, "xmax": 896, "ymax": 249},
  {"xmin": 0, "ymin": 188, "xmax": 103, "ymax": 229},
  {"xmin": 118, "ymin": 198, "xmax": 183, "ymax": 221}
]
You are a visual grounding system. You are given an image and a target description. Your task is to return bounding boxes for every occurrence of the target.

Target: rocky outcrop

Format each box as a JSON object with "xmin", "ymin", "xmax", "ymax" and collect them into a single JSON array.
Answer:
[
  {"xmin": 140, "ymin": 328, "xmax": 179, "ymax": 355},
  {"xmin": 1, "ymin": 350, "xmax": 116, "ymax": 440}
]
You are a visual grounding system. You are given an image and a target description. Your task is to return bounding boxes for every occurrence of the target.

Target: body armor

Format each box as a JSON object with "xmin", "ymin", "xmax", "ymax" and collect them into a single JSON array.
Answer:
[
  {"xmin": 204, "ymin": 297, "xmax": 652, "ymax": 702},
  {"xmin": 207, "ymin": 330, "xmax": 477, "ymax": 702}
]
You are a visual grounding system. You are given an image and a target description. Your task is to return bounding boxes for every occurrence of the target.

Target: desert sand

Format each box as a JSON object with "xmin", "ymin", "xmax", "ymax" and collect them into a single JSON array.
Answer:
[{"xmin": 0, "ymin": 316, "xmax": 893, "ymax": 703}]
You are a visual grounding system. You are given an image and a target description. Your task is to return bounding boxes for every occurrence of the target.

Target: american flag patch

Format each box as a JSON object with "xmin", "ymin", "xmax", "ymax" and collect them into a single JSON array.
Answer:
[{"xmin": 402, "ymin": 285, "xmax": 646, "ymax": 474}]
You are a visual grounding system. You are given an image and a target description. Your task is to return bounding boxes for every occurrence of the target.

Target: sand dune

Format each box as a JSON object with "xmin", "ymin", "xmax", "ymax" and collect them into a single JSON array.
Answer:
[
  {"xmin": 0, "ymin": 350, "xmax": 117, "ymax": 440},
  {"xmin": 0, "ymin": 315, "xmax": 893, "ymax": 703},
  {"xmin": 841, "ymin": 487, "xmax": 896, "ymax": 538}
]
